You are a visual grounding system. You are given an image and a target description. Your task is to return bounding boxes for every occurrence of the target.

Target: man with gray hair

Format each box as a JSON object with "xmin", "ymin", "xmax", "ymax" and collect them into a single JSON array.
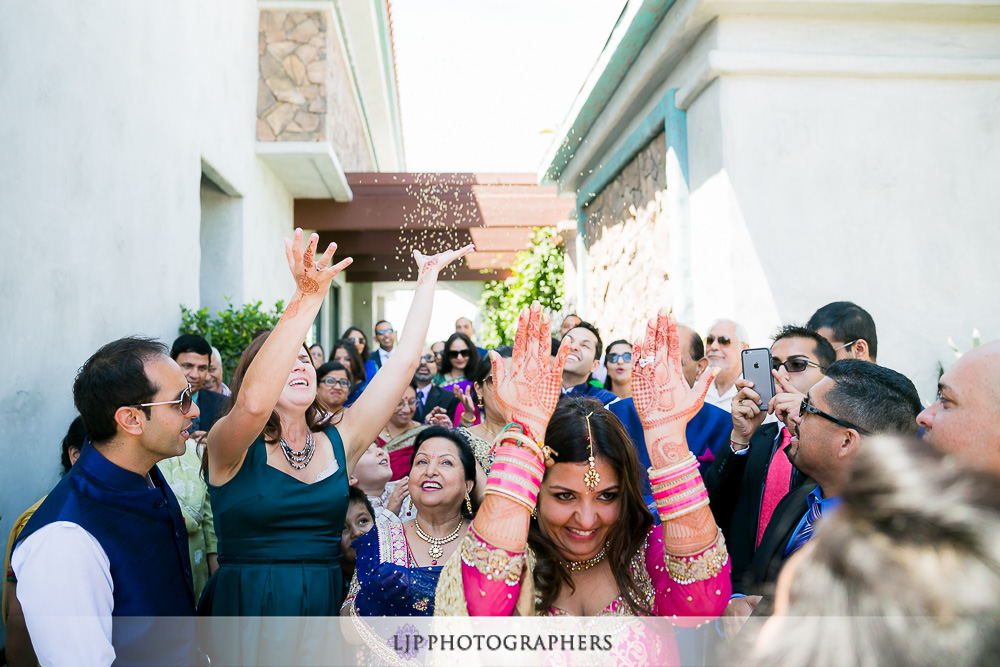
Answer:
[
  {"xmin": 204, "ymin": 346, "xmax": 230, "ymax": 397},
  {"xmin": 704, "ymin": 319, "xmax": 750, "ymax": 412}
]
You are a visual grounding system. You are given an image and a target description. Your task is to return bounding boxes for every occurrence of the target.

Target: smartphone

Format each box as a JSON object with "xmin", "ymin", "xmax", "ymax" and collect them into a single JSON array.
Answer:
[{"xmin": 741, "ymin": 348, "xmax": 775, "ymax": 408}]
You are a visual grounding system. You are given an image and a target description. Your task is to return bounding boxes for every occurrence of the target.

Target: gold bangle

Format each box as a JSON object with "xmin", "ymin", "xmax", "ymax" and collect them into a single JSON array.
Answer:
[{"xmin": 665, "ymin": 530, "xmax": 729, "ymax": 585}]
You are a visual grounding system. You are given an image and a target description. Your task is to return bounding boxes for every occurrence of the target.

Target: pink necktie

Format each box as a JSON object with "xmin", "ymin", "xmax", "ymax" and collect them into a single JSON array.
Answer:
[{"xmin": 757, "ymin": 427, "xmax": 793, "ymax": 547}]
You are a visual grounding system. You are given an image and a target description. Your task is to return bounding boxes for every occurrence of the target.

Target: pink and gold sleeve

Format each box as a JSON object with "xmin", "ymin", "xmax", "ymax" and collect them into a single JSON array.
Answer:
[
  {"xmin": 461, "ymin": 527, "xmax": 525, "ymax": 616},
  {"xmin": 645, "ymin": 528, "xmax": 731, "ymax": 626}
]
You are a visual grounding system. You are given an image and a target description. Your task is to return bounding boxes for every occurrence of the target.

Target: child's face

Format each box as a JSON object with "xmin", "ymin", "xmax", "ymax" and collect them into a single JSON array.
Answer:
[
  {"xmin": 354, "ymin": 444, "xmax": 393, "ymax": 488},
  {"xmin": 341, "ymin": 501, "xmax": 375, "ymax": 564}
]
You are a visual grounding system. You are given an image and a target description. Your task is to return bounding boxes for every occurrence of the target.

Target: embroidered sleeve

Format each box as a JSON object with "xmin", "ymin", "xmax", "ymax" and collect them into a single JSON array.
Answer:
[{"xmin": 646, "ymin": 528, "xmax": 731, "ymax": 625}]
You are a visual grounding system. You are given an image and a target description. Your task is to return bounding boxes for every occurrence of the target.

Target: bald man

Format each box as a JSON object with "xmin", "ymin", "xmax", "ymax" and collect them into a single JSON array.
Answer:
[
  {"xmin": 918, "ymin": 341, "xmax": 1000, "ymax": 474},
  {"xmin": 608, "ymin": 324, "xmax": 732, "ymax": 507}
]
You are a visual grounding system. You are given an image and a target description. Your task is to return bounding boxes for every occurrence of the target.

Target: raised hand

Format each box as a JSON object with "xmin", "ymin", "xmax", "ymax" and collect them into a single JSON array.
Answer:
[
  {"xmin": 413, "ymin": 245, "xmax": 475, "ymax": 286},
  {"xmin": 454, "ymin": 385, "xmax": 476, "ymax": 420},
  {"xmin": 489, "ymin": 301, "xmax": 571, "ymax": 441},
  {"xmin": 281, "ymin": 229, "xmax": 352, "ymax": 321},
  {"xmin": 632, "ymin": 311, "xmax": 717, "ymax": 462}
]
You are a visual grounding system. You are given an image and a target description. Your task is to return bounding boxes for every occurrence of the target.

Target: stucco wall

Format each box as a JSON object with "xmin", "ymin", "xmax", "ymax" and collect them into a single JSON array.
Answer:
[
  {"xmin": 0, "ymin": 0, "xmax": 296, "ymax": 582},
  {"xmin": 583, "ymin": 133, "xmax": 670, "ymax": 345},
  {"xmin": 565, "ymin": 8, "xmax": 1000, "ymax": 401}
]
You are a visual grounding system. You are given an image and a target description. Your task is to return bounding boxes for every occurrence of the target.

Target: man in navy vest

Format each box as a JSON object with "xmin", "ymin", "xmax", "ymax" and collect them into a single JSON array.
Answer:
[{"xmin": 12, "ymin": 336, "xmax": 203, "ymax": 665}]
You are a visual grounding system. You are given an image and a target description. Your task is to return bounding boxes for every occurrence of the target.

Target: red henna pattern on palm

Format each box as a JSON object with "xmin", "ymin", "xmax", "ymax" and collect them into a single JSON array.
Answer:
[
  {"xmin": 492, "ymin": 305, "xmax": 569, "ymax": 439},
  {"xmin": 632, "ymin": 313, "xmax": 715, "ymax": 462}
]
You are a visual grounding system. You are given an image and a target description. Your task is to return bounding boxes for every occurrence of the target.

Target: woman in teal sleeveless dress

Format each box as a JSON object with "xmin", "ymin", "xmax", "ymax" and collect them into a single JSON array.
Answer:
[{"xmin": 200, "ymin": 232, "xmax": 474, "ymax": 662}]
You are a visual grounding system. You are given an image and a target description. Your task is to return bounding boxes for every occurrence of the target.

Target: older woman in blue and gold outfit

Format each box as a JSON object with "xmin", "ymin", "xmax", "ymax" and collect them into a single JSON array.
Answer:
[{"xmin": 342, "ymin": 426, "xmax": 476, "ymax": 616}]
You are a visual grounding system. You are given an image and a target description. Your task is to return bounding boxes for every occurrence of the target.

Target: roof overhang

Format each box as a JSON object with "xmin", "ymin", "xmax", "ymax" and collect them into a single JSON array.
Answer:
[{"xmin": 295, "ymin": 173, "xmax": 574, "ymax": 282}]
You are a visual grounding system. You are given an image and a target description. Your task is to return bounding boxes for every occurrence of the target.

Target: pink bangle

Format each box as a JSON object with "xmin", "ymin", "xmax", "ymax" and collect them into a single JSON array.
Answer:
[
  {"xmin": 648, "ymin": 458, "xmax": 699, "ymax": 487},
  {"xmin": 651, "ymin": 477, "xmax": 703, "ymax": 501}
]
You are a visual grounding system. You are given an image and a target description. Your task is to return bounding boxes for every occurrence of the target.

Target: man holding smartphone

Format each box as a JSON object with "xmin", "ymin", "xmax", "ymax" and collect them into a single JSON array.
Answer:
[{"xmin": 704, "ymin": 326, "xmax": 835, "ymax": 596}]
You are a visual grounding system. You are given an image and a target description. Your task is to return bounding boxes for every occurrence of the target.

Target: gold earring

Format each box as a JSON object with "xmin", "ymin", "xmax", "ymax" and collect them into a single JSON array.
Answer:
[
  {"xmin": 408, "ymin": 497, "xmax": 414, "ymax": 512},
  {"xmin": 465, "ymin": 493, "xmax": 473, "ymax": 515},
  {"xmin": 583, "ymin": 412, "xmax": 600, "ymax": 492},
  {"xmin": 531, "ymin": 505, "xmax": 538, "ymax": 520}
]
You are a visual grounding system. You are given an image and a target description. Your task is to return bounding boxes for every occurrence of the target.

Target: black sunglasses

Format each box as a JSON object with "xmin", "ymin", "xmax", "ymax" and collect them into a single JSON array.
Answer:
[
  {"xmin": 449, "ymin": 349, "xmax": 471, "ymax": 358},
  {"xmin": 800, "ymin": 397, "xmax": 871, "ymax": 435},
  {"xmin": 346, "ymin": 336, "xmax": 365, "ymax": 344},
  {"xmin": 607, "ymin": 352, "xmax": 632, "ymax": 363},
  {"xmin": 419, "ymin": 354, "xmax": 435, "ymax": 363},
  {"xmin": 320, "ymin": 377, "xmax": 351, "ymax": 388},
  {"xmin": 706, "ymin": 335, "xmax": 732, "ymax": 346},
  {"xmin": 133, "ymin": 385, "xmax": 193, "ymax": 414},
  {"xmin": 773, "ymin": 357, "xmax": 826, "ymax": 373}
]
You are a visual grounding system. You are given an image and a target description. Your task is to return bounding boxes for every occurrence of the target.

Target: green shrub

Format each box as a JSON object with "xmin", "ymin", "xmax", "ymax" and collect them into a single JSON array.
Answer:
[
  {"xmin": 480, "ymin": 228, "xmax": 564, "ymax": 347},
  {"xmin": 179, "ymin": 299, "xmax": 285, "ymax": 382}
]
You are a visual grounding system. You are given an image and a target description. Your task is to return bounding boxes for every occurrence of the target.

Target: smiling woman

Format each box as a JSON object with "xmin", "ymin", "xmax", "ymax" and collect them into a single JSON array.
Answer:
[
  {"xmin": 343, "ymin": 426, "xmax": 476, "ymax": 618},
  {"xmin": 434, "ymin": 306, "xmax": 731, "ymax": 661},
  {"xmin": 198, "ymin": 230, "xmax": 473, "ymax": 663}
]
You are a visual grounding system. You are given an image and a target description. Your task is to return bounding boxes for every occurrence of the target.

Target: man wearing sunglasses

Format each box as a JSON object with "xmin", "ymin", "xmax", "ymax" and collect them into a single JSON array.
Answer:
[
  {"xmin": 11, "ymin": 337, "xmax": 204, "ymax": 665},
  {"xmin": 707, "ymin": 326, "xmax": 835, "ymax": 601},
  {"xmin": 372, "ymin": 320, "xmax": 397, "ymax": 371},
  {"xmin": 704, "ymin": 319, "xmax": 751, "ymax": 412},
  {"xmin": 412, "ymin": 345, "xmax": 459, "ymax": 423},
  {"xmin": 806, "ymin": 300, "xmax": 878, "ymax": 363},
  {"xmin": 723, "ymin": 360, "xmax": 921, "ymax": 638}
]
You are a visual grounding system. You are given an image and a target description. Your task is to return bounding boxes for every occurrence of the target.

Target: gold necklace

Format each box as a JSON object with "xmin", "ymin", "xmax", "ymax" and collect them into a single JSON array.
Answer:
[
  {"xmin": 561, "ymin": 541, "xmax": 609, "ymax": 571},
  {"xmin": 413, "ymin": 516, "xmax": 464, "ymax": 565}
]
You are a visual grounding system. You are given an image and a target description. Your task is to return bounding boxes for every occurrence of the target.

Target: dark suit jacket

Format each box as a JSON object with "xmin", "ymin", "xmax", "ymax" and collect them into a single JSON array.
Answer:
[
  {"xmin": 415, "ymin": 384, "xmax": 459, "ymax": 423},
  {"xmin": 372, "ymin": 348, "xmax": 391, "ymax": 370},
  {"xmin": 743, "ymin": 481, "xmax": 816, "ymax": 595},
  {"xmin": 702, "ymin": 422, "xmax": 806, "ymax": 590},
  {"xmin": 196, "ymin": 389, "xmax": 228, "ymax": 433}
]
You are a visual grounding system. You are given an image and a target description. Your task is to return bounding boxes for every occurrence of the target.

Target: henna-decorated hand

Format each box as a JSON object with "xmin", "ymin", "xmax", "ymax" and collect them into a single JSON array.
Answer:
[
  {"xmin": 413, "ymin": 244, "xmax": 475, "ymax": 285},
  {"xmin": 632, "ymin": 311, "xmax": 717, "ymax": 445},
  {"xmin": 283, "ymin": 229, "xmax": 353, "ymax": 299},
  {"xmin": 454, "ymin": 384, "xmax": 476, "ymax": 419},
  {"xmin": 490, "ymin": 301, "xmax": 571, "ymax": 441}
]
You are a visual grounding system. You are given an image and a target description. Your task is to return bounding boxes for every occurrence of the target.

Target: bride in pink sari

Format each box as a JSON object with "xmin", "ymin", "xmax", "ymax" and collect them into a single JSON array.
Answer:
[{"xmin": 435, "ymin": 305, "xmax": 731, "ymax": 664}]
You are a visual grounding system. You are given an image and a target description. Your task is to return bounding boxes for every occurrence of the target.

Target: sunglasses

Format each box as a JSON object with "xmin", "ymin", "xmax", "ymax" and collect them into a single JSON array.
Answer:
[
  {"xmin": 800, "ymin": 397, "xmax": 871, "ymax": 435},
  {"xmin": 773, "ymin": 357, "xmax": 826, "ymax": 373},
  {"xmin": 449, "ymin": 349, "xmax": 470, "ymax": 358},
  {"xmin": 133, "ymin": 385, "xmax": 193, "ymax": 414},
  {"xmin": 607, "ymin": 352, "xmax": 632, "ymax": 363},
  {"xmin": 419, "ymin": 354, "xmax": 436, "ymax": 363},
  {"xmin": 832, "ymin": 339, "xmax": 859, "ymax": 352},
  {"xmin": 706, "ymin": 335, "xmax": 732, "ymax": 346},
  {"xmin": 346, "ymin": 336, "xmax": 366, "ymax": 344},
  {"xmin": 376, "ymin": 328, "xmax": 394, "ymax": 336},
  {"xmin": 320, "ymin": 377, "xmax": 351, "ymax": 388}
]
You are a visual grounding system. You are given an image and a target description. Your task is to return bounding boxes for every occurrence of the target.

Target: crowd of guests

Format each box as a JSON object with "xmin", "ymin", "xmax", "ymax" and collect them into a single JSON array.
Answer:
[{"xmin": 3, "ymin": 231, "xmax": 1000, "ymax": 666}]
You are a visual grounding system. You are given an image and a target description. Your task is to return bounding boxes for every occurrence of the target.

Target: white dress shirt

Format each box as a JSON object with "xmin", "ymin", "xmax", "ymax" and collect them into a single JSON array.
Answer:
[
  {"xmin": 378, "ymin": 347, "xmax": 393, "ymax": 367},
  {"xmin": 11, "ymin": 521, "xmax": 116, "ymax": 665}
]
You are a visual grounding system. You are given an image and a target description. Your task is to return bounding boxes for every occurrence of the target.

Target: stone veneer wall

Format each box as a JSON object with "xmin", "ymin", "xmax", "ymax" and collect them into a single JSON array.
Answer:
[
  {"xmin": 257, "ymin": 10, "xmax": 373, "ymax": 171},
  {"xmin": 582, "ymin": 132, "xmax": 669, "ymax": 344}
]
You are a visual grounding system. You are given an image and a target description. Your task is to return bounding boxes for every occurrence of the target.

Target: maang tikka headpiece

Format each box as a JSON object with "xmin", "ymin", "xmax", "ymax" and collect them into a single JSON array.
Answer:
[{"xmin": 583, "ymin": 412, "xmax": 600, "ymax": 492}]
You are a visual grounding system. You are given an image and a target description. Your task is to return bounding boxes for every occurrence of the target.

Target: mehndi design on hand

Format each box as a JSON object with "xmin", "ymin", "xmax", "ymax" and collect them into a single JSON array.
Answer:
[
  {"xmin": 489, "ymin": 302, "xmax": 571, "ymax": 441},
  {"xmin": 631, "ymin": 311, "xmax": 717, "ymax": 463}
]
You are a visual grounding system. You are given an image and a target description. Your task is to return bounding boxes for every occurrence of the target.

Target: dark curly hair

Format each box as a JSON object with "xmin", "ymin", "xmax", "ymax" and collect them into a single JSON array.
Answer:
[{"xmin": 529, "ymin": 398, "xmax": 654, "ymax": 615}]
